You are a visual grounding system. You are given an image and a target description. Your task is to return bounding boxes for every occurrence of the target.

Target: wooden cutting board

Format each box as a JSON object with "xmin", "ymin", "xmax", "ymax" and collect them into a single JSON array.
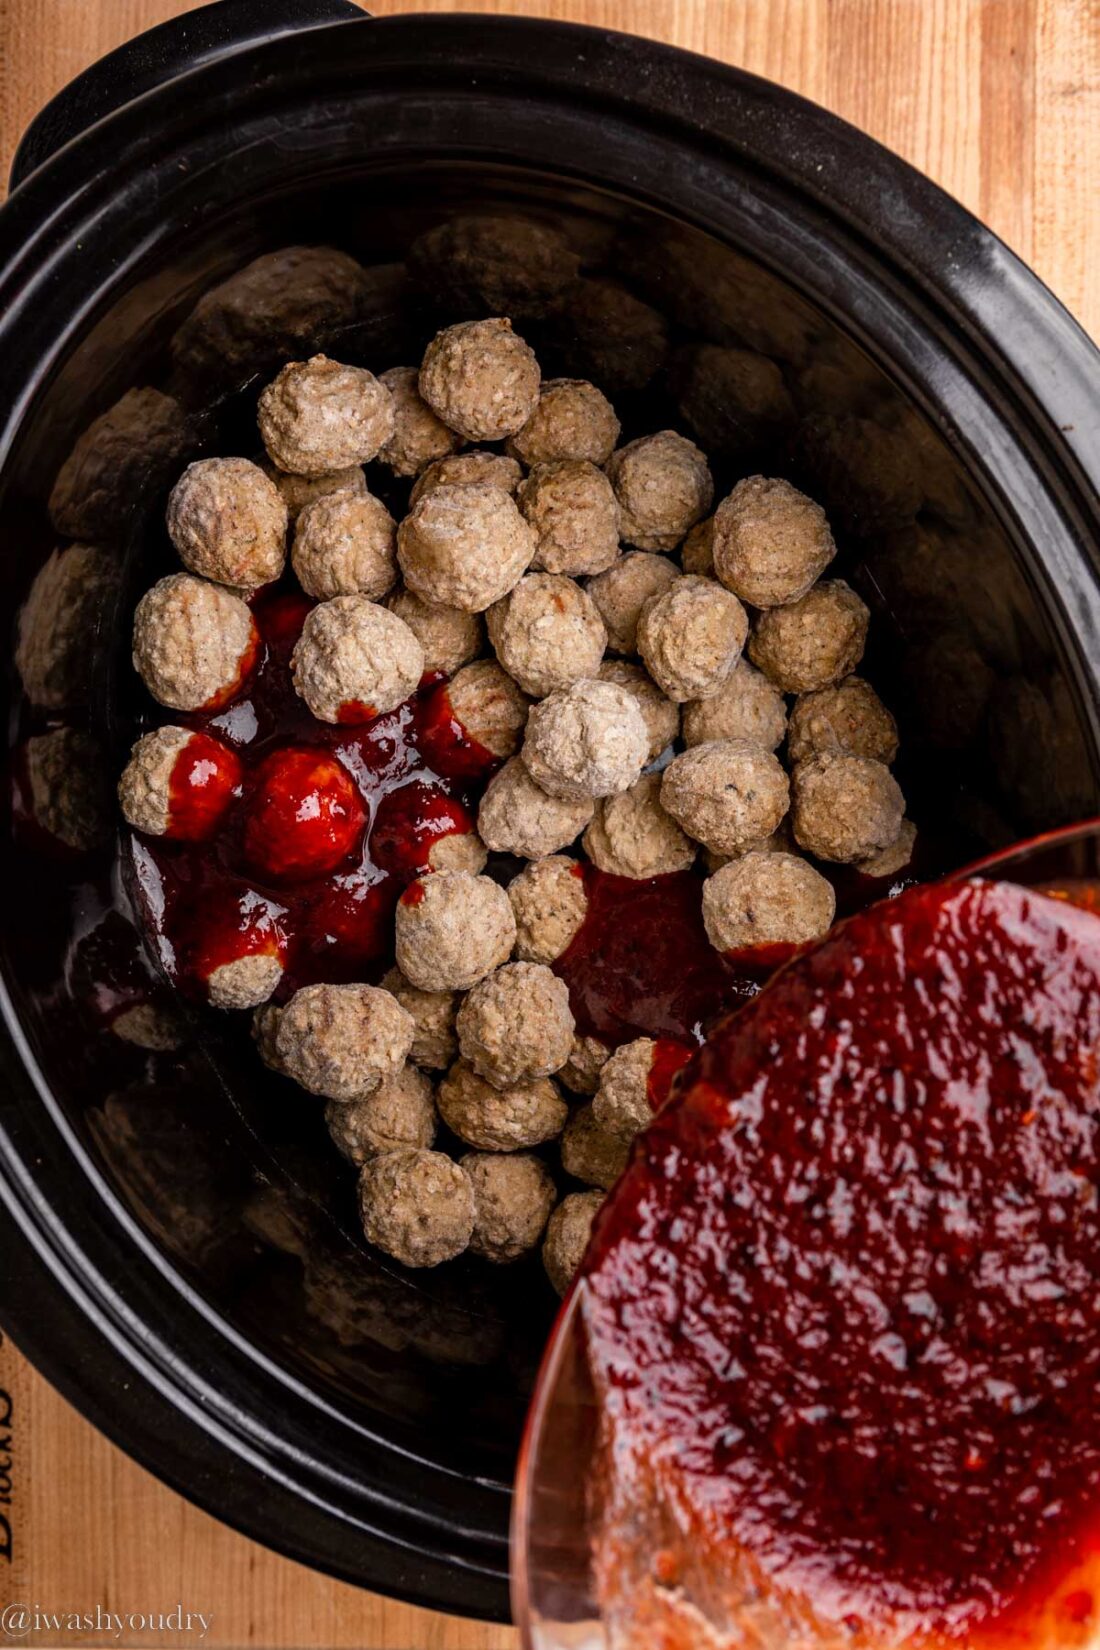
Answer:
[{"xmin": 0, "ymin": 2, "xmax": 1096, "ymax": 1645}]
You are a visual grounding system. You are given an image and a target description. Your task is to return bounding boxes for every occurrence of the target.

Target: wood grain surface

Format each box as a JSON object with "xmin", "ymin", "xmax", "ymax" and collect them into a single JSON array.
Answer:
[{"xmin": 0, "ymin": 2, "xmax": 1096, "ymax": 1647}]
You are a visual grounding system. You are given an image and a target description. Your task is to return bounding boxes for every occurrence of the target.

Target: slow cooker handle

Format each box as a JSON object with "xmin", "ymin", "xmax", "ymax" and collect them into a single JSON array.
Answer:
[{"xmin": 9, "ymin": 0, "xmax": 366, "ymax": 191}]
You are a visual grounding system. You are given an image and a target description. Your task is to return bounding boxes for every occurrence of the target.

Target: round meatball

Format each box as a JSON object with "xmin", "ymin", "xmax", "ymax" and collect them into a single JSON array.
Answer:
[
  {"xmin": 258, "ymin": 354, "xmax": 394, "ymax": 475},
  {"xmin": 457, "ymin": 962, "xmax": 575, "ymax": 1088},
  {"xmin": 394, "ymin": 870, "xmax": 516, "ymax": 992},
  {"xmin": 587, "ymin": 551, "xmax": 680, "ymax": 655},
  {"xmin": 858, "ymin": 817, "xmax": 917, "ymax": 878},
  {"xmin": 133, "ymin": 573, "xmax": 258, "ymax": 712},
  {"xmin": 606, "ymin": 430, "xmax": 713, "ymax": 552},
  {"xmin": 478, "ymin": 757, "xmax": 594, "ymax": 858},
  {"xmin": 445, "ymin": 659, "xmax": 530, "ymax": 759},
  {"xmin": 516, "ymin": 461, "xmax": 621, "ymax": 578},
  {"xmin": 167, "ymin": 457, "xmax": 287, "ymax": 588},
  {"xmin": 522, "ymin": 679, "xmax": 649, "ymax": 801},
  {"xmin": 508, "ymin": 855, "xmax": 589, "ymax": 964},
  {"xmin": 560, "ymin": 1102, "xmax": 630, "ymax": 1190},
  {"xmin": 383, "ymin": 588, "xmax": 484, "ymax": 676},
  {"xmin": 275, "ymin": 983, "xmax": 414, "ymax": 1101},
  {"xmin": 118, "ymin": 724, "xmax": 241, "ymax": 839},
  {"xmin": 661, "ymin": 740, "xmax": 790, "ymax": 855},
  {"xmin": 262, "ymin": 460, "xmax": 366, "ymax": 522},
  {"xmin": 409, "ymin": 449, "xmax": 522, "ymax": 507},
  {"xmin": 681, "ymin": 515, "xmax": 715, "ymax": 576},
  {"xmin": 16, "ymin": 544, "xmax": 117, "ymax": 709},
  {"xmin": 397, "ymin": 482, "xmax": 535, "ymax": 612},
  {"xmin": 510, "ymin": 378, "xmax": 620, "ymax": 467},
  {"xmin": 597, "ymin": 660, "xmax": 679, "ymax": 761},
  {"xmin": 291, "ymin": 490, "xmax": 396, "ymax": 600},
  {"xmin": 713, "ymin": 475, "xmax": 836, "ymax": 608},
  {"xmin": 438, "ymin": 1059, "xmax": 568, "ymax": 1152},
  {"xmin": 637, "ymin": 575, "xmax": 748, "ymax": 703},
  {"xmin": 381, "ymin": 968, "xmax": 458, "ymax": 1070},
  {"xmin": 787, "ymin": 675, "xmax": 899, "ymax": 766},
  {"xmin": 592, "ymin": 1039, "xmax": 658, "ymax": 1141},
  {"xmin": 291, "ymin": 595, "xmax": 423, "ymax": 722},
  {"xmin": 377, "ymin": 364, "xmax": 464, "ymax": 477},
  {"xmin": 358, "ymin": 1148, "xmax": 474, "ymax": 1268},
  {"xmin": 252, "ymin": 1003, "xmax": 285, "ymax": 1074},
  {"xmin": 583, "ymin": 772, "xmax": 696, "ymax": 880},
  {"xmin": 207, "ymin": 952, "xmax": 284, "ymax": 1012},
  {"xmin": 419, "ymin": 317, "xmax": 540, "ymax": 442},
  {"xmin": 559, "ymin": 1035, "xmax": 610, "ymax": 1096},
  {"xmin": 325, "ymin": 1066, "xmax": 437, "ymax": 1165},
  {"xmin": 701, "ymin": 850, "xmax": 836, "ymax": 954},
  {"xmin": 791, "ymin": 753, "xmax": 905, "ymax": 864},
  {"xmin": 682, "ymin": 659, "xmax": 788, "ymax": 751},
  {"xmin": 543, "ymin": 1190, "xmax": 604, "ymax": 1296},
  {"xmin": 749, "ymin": 579, "xmax": 869, "ymax": 693},
  {"xmin": 462, "ymin": 1153, "xmax": 557, "ymax": 1263},
  {"xmin": 486, "ymin": 572, "xmax": 606, "ymax": 697}
]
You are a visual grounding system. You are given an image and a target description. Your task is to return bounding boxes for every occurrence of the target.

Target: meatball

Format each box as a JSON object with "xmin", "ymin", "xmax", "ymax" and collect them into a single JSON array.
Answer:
[
  {"xmin": 133, "ymin": 573, "xmax": 258, "ymax": 712},
  {"xmin": 478, "ymin": 756, "xmax": 594, "ymax": 858},
  {"xmin": 559, "ymin": 1035, "xmax": 610, "ymax": 1096},
  {"xmin": 325, "ymin": 1066, "xmax": 437, "ymax": 1165},
  {"xmin": 508, "ymin": 855, "xmax": 589, "ymax": 964},
  {"xmin": 637, "ymin": 575, "xmax": 748, "ymax": 703},
  {"xmin": 701, "ymin": 850, "xmax": 836, "ymax": 954},
  {"xmin": 118, "ymin": 725, "xmax": 241, "ymax": 839},
  {"xmin": 791, "ymin": 753, "xmax": 905, "ymax": 864},
  {"xmin": 586, "ymin": 551, "xmax": 680, "ymax": 655},
  {"xmin": 682, "ymin": 659, "xmax": 788, "ymax": 751},
  {"xmin": 16, "ymin": 544, "xmax": 117, "ymax": 709},
  {"xmin": 394, "ymin": 870, "xmax": 516, "ymax": 992},
  {"xmin": 167, "ymin": 457, "xmax": 287, "ymax": 589},
  {"xmin": 592, "ymin": 1039, "xmax": 658, "ymax": 1140},
  {"xmin": 583, "ymin": 772, "xmax": 696, "ymax": 879},
  {"xmin": 749, "ymin": 579, "xmax": 869, "ymax": 693},
  {"xmin": 560, "ymin": 1103, "xmax": 630, "ymax": 1190},
  {"xmin": 419, "ymin": 317, "xmax": 540, "ymax": 442},
  {"xmin": 358, "ymin": 1148, "xmax": 474, "ymax": 1268},
  {"xmin": 409, "ymin": 449, "xmax": 522, "ymax": 507},
  {"xmin": 397, "ymin": 482, "xmax": 535, "ymax": 612},
  {"xmin": 543, "ymin": 1189, "xmax": 604, "ymax": 1296},
  {"xmin": 261, "ymin": 461, "xmax": 366, "ymax": 522},
  {"xmin": 381, "ymin": 968, "xmax": 458, "ymax": 1070},
  {"xmin": 597, "ymin": 661, "xmax": 679, "ymax": 761},
  {"xmin": 713, "ymin": 476, "xmax": 836, "ymax": 608},
  {"xmin": 291, "ymin": 595, "xmax": 422, "ymax": 722},
  {"xmin": 207, "ymin": 952, "xmax": 284, "ymax": 1012},
  {"xmin": 383, "ymin": 587, "xmax": 484, "ymax": 676},
  {"xmin": 486, "ymin": 573, "xmax": 606, "ymax": 697},
  {"xmin": 516, "ymin": 460, "xmax": 621, "ymax": 578},
  {"xmin": 445, "ymin": 659, "xmax": 530, "ymax": 760},
  {"xmin": 858, "ymin": 817, "xmax": 917, "ymax": 878},
  {"xmin": 462, "ymin": 1152, "xmax": 557, "ymax": 1263},
  {"xmin": 377, "ymin": 364, "xmax": 464, "ymax": 477},
  {"xmin": 252, "ymin": 1003, "xmax": 285, "ymax": 1074},
  {"xmin": 661, "ymin": 740, "xmax": 790, "ymax": 855},
  {"xmin": 606, "ymin": 430, "xmax": 713, "ymax": 552},
  {"xmin": 787, "ymin": 675, "xmax": 899, "ymax": 766},
  {"xmin": 438, "ymin": 1059, "xmax": 569, "ymax": 1152},
  {"xmin": 258, "ymin": 354, "xmax": 394, "ymax": 475},
  {"xmin": 456, "ymin": 962, "xmax": 574, "ymax": 1088},
  {"xmin": 681, "ymin": 515, "xmax": 715, "ymax": 576},
  {"xmin": 522, "ymin": 679, "xmax": 648, "ymax": 801},
  {"xmin": 291, "ymin": 490, "xmax": 396, "ymax": 600},
  {"xmin": 275, "ymin": 983, "xmax": 414, "ymax": 1101},
  {"xmin": 510, "ymin": 378, "xmax": 620, "ymax": 467}
]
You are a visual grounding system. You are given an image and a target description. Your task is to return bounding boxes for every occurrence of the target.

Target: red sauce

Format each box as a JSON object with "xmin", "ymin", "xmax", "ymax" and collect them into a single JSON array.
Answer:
[
  {"xmin": 242, "ymin": 747, "xmax": 365, "ymax": 880},
  {"xmin": 199, "ymin": 620, "xmax": 261, "ymax": 711},
  {"xmin": 370, "ymin": 780, "xmax": 479, "ymax": 878},
  {"xmin": 414, "ymin": 680, "xmax": 501, "ymax": 784},
  {"xmin": 646, "ymin": 1038, "xmax": 693, "ymax": 1110}
]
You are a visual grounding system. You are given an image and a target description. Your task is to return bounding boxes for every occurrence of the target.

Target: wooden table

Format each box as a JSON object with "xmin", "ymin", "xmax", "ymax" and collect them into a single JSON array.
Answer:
[{"xmin": 0, "ymin": 2, "xmax": 1096, "ymax": 1645}]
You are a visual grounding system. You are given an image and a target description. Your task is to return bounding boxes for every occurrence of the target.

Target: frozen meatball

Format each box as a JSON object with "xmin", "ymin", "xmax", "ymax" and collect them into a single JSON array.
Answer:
[
  {"xmin": 358, "ymin": 1148, "xmax": 474, "ymax": 1268},
  {"xmin": 487, "ymin": 573, "xmax": 606, "ymax": 697},
  {"xmin": 253, "ymin": 1003, "xmax": 285, "ymax": 1073},
  {"xmin": 681, "ymin": 515, "xmax": 715, "ymax": 576},
  {"xmin": 701, "ymin": 850, "xmax": 836, "ymax": 954},
  {"xmin": 462, "ymin": 1152, "xmax": 557, "ymax": 1263},
  {"xmin": 24, "ymin": 727, "xmax": 110, "ymax": 852},
  {"xmin": 661, "ymin": 740, "xmax": 789, "ymax": 856},
  {"xmin": 791, "ymin": 753, "xmax": 905, "ymax": 864},
  {"xmin": 592, "ymin": 1039, "xmax": 659, "ymax": 1141},
  {"xmin": 478, "ymin": 757, "xmax": 594, "ymax": 858},
  {"xmin": 682, "ymin": 659, "xmax": 787, "ymax": 751},
  {"xmin": 377, "ymin": 365, "xmax": 464, "ymax": 477},
  {"xmin": 16, "ymin": 544, "xmax": 117, "ymax": 709},
  {"xmin": 381, "ymin": 968, "xmax": 458, "ymax": 1070},
  {"xmin": 858, "ymin": 817, "xmax": 917, "ymax": 878},
  {"xmin": 713, "ymin": 476, "xmax": 836, "ymax": 608},
  {"xmin": 262, "ymin": 461, "xmax": 366, "ymax": 522},
  {"xmin": 275, "ymin": 983, "xmax": 414, "ymax": 1101},
  {"xmin": 409, "ymin": 449, "xmax": 522, "ymax": 507},
  {"xmin": 561, "ymin": 1102, "xmax": 630, "ymax": 1190},
  {"xmin": 597, "ymin": 661, "xmax": 679, "ymax": 761},
  {"xmin": 637, "ymin": 575, "xmax": 748, "ymax": 703},
  {"xmin": 383, "ymin": 588, "xmax": 484, "ymax": 676},
  {"xmin": 787, "ymin": 675, "xmax": 899, "ymax": 766},
  {"xmin": 559, "ymin": 1035, "xmax": 610, "ymax": 1096},
  {"xmin": 291, "ymin": 490, "xmax": 396, "ymax": 600},
  {"xmin": 445, "ymin": 659, "xmax": 530, "ymax": 760},
  {"xmin": 606, "ymin": 431, "xmax": 713, "ymax": 552},
  {"xmin": 587, "ymin": 551, "xmax": 680, "ymax": 655},
  {"xmin": 207, "ymin": 952, "xmax": 283, "ymax": 1012},
  {"xmin": 543, "ymin": 1190, "xmax": 604, "ymax": 1295},
  {"xmin": 508, "ymin": 855, "xmax": 589, "ymax": 964},
  {"xmin": 133, "ymin": 573, "xmax": 258, "ymax": 712},
  {"xmin": 438, "ymin": 1059, "xmax": 569, "ymax": 1152},
  {"xmin": 167, "ymin": 457, "xmax": 287, "ymax": 589},
  {"xmin": 397, "ymin": 482, "xmax": 535, "ymax": 612},
  {"xmin": 522, "ymin": 679, "xmax": 648, "ymax": 801},
  {"xmin": 394, "ymin": 870, "xmax": 516, "ymax": 992},
  {"xmin": 749, "ymin": 579, "xmax": 869, "ymax": 693},
  {"xmin": 516, "ymin": 461, "xmax": 621, "ymax": 578},
  {"xmin": 325, "ymin": 1066, "xmax": 437, "ymax": 1165},
  {"xmin": 583, "ymin": 772, "xmax": 696, "ymax": 880},
  {"xmin": 510, "ymin": 378, "xmax": 620, "ymax": 467},
  {"xmin": 456, "ymin": 962, "xmax": 574, "ymax": 1088},
  {"xmin": 258, "ymin": 354, "xmax": 394, "ymax": 475},
  {"xmin": 291, "ymin": 595, "xmax": 423, "ymax": 722},
  {"xmin": 419, "ymin": 317, "xmax": 540, "ymax": 442},
  {"xmin": 118, "ymin": 724, "xmax": 241, "ymax": 839}
]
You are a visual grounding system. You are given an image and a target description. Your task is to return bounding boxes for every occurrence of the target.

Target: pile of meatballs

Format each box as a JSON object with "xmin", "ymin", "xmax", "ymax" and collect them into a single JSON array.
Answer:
[{"xmin": 119, "ymin": 313, "xmax": 910, "ymax": 1295}]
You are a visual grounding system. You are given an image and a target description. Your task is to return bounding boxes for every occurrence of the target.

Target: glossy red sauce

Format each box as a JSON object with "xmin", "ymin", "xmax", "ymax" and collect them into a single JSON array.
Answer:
[
  {"xmin": 165, "ymin": 731, "xmax": 242, "ymax": 840},
  {"xmin": 242, "ymin": 746, "xmax": 365, "ymax": 879}
]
